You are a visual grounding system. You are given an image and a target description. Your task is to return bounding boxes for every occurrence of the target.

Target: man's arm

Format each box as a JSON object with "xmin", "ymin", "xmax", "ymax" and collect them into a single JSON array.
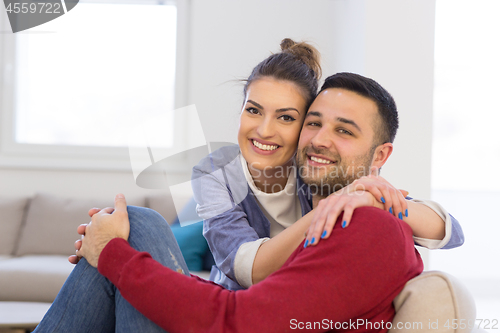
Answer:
[{"xmin": 96, "ymin": 207, "xmax": 423, "ymax": 333}]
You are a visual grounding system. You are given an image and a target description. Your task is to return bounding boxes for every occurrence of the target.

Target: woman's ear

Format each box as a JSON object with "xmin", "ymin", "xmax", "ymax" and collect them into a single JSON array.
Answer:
[{"xmin": 371, "ymin": 143, "xmax": 393, "ymax": 169}]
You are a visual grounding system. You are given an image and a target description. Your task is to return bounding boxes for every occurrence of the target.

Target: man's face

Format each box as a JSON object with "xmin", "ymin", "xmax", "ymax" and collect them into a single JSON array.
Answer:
[{"xmin": 297, "ymin": 88, "xmax": 380, "ymax": 197}]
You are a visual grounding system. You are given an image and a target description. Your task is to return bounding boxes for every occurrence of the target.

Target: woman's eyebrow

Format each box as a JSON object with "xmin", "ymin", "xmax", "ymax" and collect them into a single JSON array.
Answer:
[
  {"xmin": 247, "ymin": 100, "xmax": 299, "ymax": 114},
  {"xmin": 247, "ymin": 100, "xmax": 263, "ymax": 109},
  {"xmin": 276, "ymin": 108, "xmax": 300, "ymax": 114}
]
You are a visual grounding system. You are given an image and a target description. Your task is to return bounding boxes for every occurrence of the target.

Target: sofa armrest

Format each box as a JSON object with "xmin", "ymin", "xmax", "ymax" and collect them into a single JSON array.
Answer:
[{"xmin": 391, "ymin": 271, "xmax": 476, "ymax": 333}]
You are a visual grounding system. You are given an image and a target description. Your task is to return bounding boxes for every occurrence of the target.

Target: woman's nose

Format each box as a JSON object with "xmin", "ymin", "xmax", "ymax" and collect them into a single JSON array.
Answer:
[{"xmin": 256, "ymin": 118, "xmax": 274, "ymax": 138}]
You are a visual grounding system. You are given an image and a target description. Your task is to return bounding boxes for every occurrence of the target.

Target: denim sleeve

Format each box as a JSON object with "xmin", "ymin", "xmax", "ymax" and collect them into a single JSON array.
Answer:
[
  {"xmin": 203, "ymin": 207, "xmax": 262, "ymax": 282},
  {"xmin": 191, "ymin": 151, "xmax": 260, "ymax": 283},
  {"xmin": 408, "ymin": 196, "xmax": 465, "ymax": 249},
  {"xmin": 441, "ymin": 214, "xmax": 465, "ymax": 249}
]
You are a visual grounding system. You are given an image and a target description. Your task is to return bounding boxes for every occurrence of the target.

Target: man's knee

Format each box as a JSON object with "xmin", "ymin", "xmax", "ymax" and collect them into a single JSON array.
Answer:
[
  {"xmin": 126, "ymin": 206, "xmax": 178, "ymax": 252},
  {"xmin": 126, "ymin": 206, "xmax": 172, "ymax": 234}
]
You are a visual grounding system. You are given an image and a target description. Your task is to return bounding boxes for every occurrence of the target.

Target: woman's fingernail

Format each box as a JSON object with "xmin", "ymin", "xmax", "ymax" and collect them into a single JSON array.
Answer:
[
  {"xmin": 304, "ymin": 239, "xmax": 309, "ymax": 248},
  {"xmin": 311, "ymin": 237, "xmax": 316, "ymax": 245},
  {"xmin": 405, "ymin": 209, "xmax": 408, "ymax": 217},
  {"xmin": 342, "ymin": 221, "xmax": 347, "ymax": 228},
  {"xmin": 321, "ymin": 230, "xmax": 327, "ymax": 239},
  {"xmin": 389, "ymin": 207, "xmax": 393, "ymax": 214},
  {"xmin": 398, "ymin": 212, "xmax": 403, "ymax": 220},
  {"xmin": 381, "ymin": 197, "xmax": 386, "ymax": 203}
]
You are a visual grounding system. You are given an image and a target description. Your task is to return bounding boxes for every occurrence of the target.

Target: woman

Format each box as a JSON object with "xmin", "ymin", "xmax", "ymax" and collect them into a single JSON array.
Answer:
[{"xmin": 192, "ymin": 39, "xmax": 463, "ymax": 290}]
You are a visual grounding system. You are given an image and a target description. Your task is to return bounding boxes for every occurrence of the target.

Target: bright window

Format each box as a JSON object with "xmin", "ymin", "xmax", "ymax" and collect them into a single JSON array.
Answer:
[{"xmin": 13, "ymin": 1, "xmax": 177, "ymax": 147}]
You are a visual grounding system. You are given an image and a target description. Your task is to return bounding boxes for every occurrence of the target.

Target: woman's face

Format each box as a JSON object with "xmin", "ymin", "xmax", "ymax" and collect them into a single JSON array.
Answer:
[{"xmin": 238, "ymin": 77, "xmax": 308, "ymax": 172}]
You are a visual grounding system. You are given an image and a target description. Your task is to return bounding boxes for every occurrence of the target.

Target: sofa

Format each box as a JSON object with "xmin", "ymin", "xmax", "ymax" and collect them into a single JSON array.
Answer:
[
  {"xmin": 0, "ymin": 192, "xmax": 211, "ymax": 303},
  {"xmin": 0, "ymin": 193, "xmax": 486, "ymax": 332}
]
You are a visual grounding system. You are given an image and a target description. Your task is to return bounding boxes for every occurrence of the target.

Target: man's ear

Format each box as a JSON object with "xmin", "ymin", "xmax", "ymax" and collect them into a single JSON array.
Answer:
[{"xmin": 371, "ymin": 143, "xmax": 393, "ymax": 169}]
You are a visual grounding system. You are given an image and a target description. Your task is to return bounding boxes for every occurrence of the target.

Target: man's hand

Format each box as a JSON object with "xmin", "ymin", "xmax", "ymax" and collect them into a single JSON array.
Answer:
[
  {"xmin": 68, "ymin": 206, "xmax": 116, "ymax": 264},
  {"xmin": 77, "ymin": 194, "xmax": 130, "ymax": 268}
]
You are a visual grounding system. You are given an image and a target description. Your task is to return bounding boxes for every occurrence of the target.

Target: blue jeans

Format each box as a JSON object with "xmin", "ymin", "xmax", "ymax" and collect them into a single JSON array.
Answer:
[{"xmin": 34, "ymin": 206, "xmax": 190, "ymax": 332}]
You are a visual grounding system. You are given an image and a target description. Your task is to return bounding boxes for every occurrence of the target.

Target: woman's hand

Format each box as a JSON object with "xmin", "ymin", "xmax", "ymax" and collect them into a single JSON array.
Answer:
[
  {"xmin": 342, "ymin": 175, "xmax": 408, "ymax": 220},
  {"xmin": 305, "ymin": 175, "xmax": 408, "ymax": 247},
  {"xmin": 305, "ymin": 190, "xmax": 382, "ymax": 247}
]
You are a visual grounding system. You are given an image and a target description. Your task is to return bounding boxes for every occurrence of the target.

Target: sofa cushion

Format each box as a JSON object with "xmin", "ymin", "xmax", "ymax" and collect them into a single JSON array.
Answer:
[
  {"xmin": 0, "ymin": 197, "xmax": 28, "ymax": 255},
  {"xmin": 146, "ymin": 193, "xmax": 192, "ymax": 225},
  {"xmin": 0, "ymin": 255, "xmax": 74, "ymax": 302},
  {"xmin": 15, "ymin": 193, "xmax": 145, "ymax": 256},
  {"xmin": 391, "ymin": 271, "xmax": 476, "ymax": 332}
]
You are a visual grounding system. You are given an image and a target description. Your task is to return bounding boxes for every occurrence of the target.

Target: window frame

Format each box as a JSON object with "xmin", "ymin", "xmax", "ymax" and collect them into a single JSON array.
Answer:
[{"xmin": 0, "ymin": 0, "xmax": 190, "ymax": 172}]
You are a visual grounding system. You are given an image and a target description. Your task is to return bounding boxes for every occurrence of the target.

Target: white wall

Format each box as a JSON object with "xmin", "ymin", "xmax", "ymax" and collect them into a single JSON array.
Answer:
[
  {"xmin": 0, "ymin": 0, "xmax": 436, "ymax": 206},
  {"xmin": 187, "ymin": 0, "xmax": 436, "ymax": 200}
]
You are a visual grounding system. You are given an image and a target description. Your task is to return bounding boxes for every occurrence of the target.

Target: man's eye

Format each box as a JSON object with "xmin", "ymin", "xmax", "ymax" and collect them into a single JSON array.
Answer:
[
  {"xmin": 338, "ymin": 129, "xmax": 352, "ymax": 135},
  {"xmin": 246, "ymin": 107, "xmax": 259, "ymax": 115},
  {"xmin": 307, "ymin": 122, "xmax": 320, "ymax": 127},
  {"xmin": 279, "ymin": 115, "xmax": 296, "ymax": 122}
]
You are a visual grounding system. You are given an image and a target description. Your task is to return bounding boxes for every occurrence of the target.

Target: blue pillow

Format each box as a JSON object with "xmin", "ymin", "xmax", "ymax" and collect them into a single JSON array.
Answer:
[
  {"xmin": 171, "ymin": 197, "xmax": 199, "ymax": 226},
  {"xmin": 171, "ymin": 221, "xmax": 208, "ymax": 272}
]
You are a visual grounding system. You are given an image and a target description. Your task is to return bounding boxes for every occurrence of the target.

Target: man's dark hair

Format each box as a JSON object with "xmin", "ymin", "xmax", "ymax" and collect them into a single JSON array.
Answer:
[{"xmin": 320, "ymin": 72, "xmax": 398, "ymax": 145}]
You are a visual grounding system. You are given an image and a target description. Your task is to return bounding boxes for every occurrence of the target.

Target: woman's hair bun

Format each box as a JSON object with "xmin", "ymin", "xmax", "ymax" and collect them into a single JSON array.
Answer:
[{"xmin": 280, "ymin": 38, "xmax": 321, "ymax": 80}]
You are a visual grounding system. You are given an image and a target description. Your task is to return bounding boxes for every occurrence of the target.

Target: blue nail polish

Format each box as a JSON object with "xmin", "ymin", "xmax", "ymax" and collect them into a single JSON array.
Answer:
[
  {"xmin": 342, "ymin": 221, "xmax": 347, "ymax": 228},
  {"xmin": 304, "ymin": 239, "xmax": 309, "ymax": 248},
  {"xmin": 405, "ymin": 209, "xmax": 408, "ymax": 217},
  {"xmin": 311, "ymin": 237, "xmax": 316, "ymax": 245},
  {"xmin": 381, "ymin": 197, "xmax": 386, "ymax": 203},
  {"xmin": 321, "ymin": 230, "xmax": 327, "ymax": 239},
  {"xmin": 398, "ymin": 212, "xmax": 403, "ymax": 220},
  {"xmin": 389, "ymin": 207, "xmax": 393, "ymax": 214}
]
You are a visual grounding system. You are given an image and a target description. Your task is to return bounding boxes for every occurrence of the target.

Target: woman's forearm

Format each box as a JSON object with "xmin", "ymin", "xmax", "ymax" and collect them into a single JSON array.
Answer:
[
  {"xmin": 251, "ymin": 211, "xmax": 313, "ymax": 284},
  {"xmin": 403, "ymin": 200, "xmax": 446, "ymax": 240}
]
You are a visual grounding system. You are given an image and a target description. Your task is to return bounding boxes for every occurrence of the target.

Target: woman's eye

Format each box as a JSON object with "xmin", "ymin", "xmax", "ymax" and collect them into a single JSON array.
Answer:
[
  {"xmin": 246, "ymin": 107, "xmax": 259, "ymax": 115},
  {"xmin": 279, "ymin": 115, "xmax": 296, "ymax": 122}
]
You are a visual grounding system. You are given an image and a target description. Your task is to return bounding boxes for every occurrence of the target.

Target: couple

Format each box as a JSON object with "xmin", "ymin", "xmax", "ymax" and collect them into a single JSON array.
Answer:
[{"xmin": 35, "ymin": 39, "xmax": 463, "ymax": 332}]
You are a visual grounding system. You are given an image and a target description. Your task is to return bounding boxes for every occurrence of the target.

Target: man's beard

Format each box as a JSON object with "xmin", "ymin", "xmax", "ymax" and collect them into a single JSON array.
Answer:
[{"xmin": 296, "ymin": 145, "xmax": 375, "ymax": 198}]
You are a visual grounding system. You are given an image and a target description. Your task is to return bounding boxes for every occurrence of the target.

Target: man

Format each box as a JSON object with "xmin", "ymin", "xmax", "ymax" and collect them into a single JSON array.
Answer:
[{"xmin": 35, "ymin": 73, "xmax": 462, "ymax": 332}]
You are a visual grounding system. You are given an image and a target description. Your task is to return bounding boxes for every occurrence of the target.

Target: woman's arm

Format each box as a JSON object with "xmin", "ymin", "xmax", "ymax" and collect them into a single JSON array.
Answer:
[
  {"xmin": 251, "ymin": 211, "xmax": 312, "ymax": 284},
  {"xmin": 404, "ymin": 200, "xmax": 445, "ymax": 240},
  {"xmin": 305, "ymin": 175, "xmax": 464, "ymax": 250},
  {"xmin": 252, "ymin": 190, "xmax": 384, "ymax": 284}
]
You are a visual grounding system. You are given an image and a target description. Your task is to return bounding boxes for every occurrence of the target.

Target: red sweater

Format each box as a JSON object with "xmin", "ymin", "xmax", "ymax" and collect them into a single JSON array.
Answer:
[{"xmin": 98, "ymin": 207, "xmax": 423, "ymax": 333}]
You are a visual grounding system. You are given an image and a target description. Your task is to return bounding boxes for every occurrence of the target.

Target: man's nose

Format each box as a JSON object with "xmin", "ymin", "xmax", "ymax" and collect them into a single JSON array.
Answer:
[{"xmin": 310, "ymin": 127, "xmax": 333, "ymax": 149}]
